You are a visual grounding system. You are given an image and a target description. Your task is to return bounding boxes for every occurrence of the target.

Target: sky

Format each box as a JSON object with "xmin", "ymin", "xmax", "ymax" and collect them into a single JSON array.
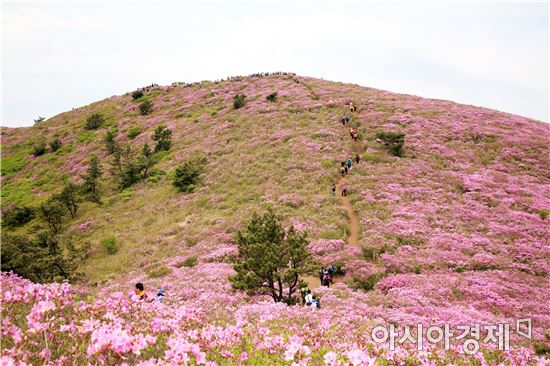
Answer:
[{"xmin": 1, "ymin": 0, "xmax": 549, "ymax": 127}]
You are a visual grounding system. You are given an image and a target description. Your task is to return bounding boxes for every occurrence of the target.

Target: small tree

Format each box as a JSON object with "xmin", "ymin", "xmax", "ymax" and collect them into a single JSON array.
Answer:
[
  {"xmin": 173, "ymin": 156, "xmax": 205, "ymax": 193},
  {"xmin": 233, "ymin": 93, "xmax": 247, "ymax": 109},
  {"xmin": 132, "ymin": 90, "xmax": 144, "ymax": 100},
  {"xmin": 2, "ymin": 206, "xmax": 35, "ymax": 228},
  {"xmin": 49, "ymin": 138, "xmax": 62, "ymax": 152},
  {"xmin": 54, "ymin": 183, "xmax": 80, "ymax": 218},
  {"xmin": 152, "ymin": 125, "xmax": 172, "ymax": 152},
  {"xmin": 139, "ymin": 100, "xmax": 153, "ymax": 115},
  {"xmin": 39, "ymin": 198, "xmax": 65, "ymax": 234},
  {"xmin": 33, "ymin": 141, "xmax": 47, "ymax": 156},
  {"xmin": 140, "ymin": 143, "xmax": 154, "ymax": 177},
  {"xmin": 85, "ymin": 113, "xmax": 105, "ymax": 130},
  {"xmin": 104, "ymin": 129, "xmax": 118, "ymax": 154},
  {"xmin": 266, "ymin": 91, "xmax": 278, "ymax": 102},
  {"xmin": 376, "ymin": 131, "xmax": 405, "ymax": 157},
  {"xmin": 230, "ymin": 209, "xmax": 311, "ymax": 303},
  {"xmin": 82, "ymin": 155, "xmax": 103, "ymax": 203}
]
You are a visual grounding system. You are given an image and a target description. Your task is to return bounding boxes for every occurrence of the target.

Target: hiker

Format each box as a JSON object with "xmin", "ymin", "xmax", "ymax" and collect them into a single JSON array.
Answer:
[
  {"xmin": 300, "ymin": 286, "xmax": 309, "ymax": 305},
  {"xmin": 135, "ymin": 283, "xmax": 148, "ymax": 301},
  {"xmin": 328, "ymin": 264, "xmax": 335, "ymax": 279},
  {"xmin": 342, "ymin": 187, "xmax": 347, "ymax": 196},
  {"xmin": 332, "ymin": 184, "xmax": 336, "ymax": 195},
  {"xmin": 346, "ymin": 158, "xmax": 352, "ymax": 169},
  {"xmin": 319, "ymin": 266, "xmax": 325, "ymax": 283},
  {"xmin": 355, "ymin": 154, "xmax": 360, "ymax": 164},
  {"xmin": 345, "ymin": 113, "xmax": 350, "ymax": 124},
  {"xmin": 353, "ymin": 130, "xmax": 358, "ymax": 141},
  {"xmin": 322, "ymin": 271, "xmax": 331, "ymax": 287},
  {"xmin": 309, "ymin": 295, "xmax": 320, "ymax": 309},
  {"xmin": 341, "ymin": 166, "xmax": 346, "ymax": 177},
  {"xmin": 341, "ymin": 116, "xmax": 346, "ymax": 125},
  {"xmin": 156, "ymin": 289, "xmax": 165, "ymax": 303},
  {"xmin": 304, "ymin": 289, "xmax": 314, "ymax": 305},
  {"xmin": 344, "ymin": 165, "xmax": 348, "ymax": 175},
  {"xmin": 350, "ymin": 128, "xmax": 354, "ymax": 139}
]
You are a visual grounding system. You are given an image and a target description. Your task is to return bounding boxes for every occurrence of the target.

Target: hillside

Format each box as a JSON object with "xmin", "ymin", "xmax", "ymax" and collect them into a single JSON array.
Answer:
[{"xmin": 1, "ymin": 74, "xmax": 549, "ymax": 365}]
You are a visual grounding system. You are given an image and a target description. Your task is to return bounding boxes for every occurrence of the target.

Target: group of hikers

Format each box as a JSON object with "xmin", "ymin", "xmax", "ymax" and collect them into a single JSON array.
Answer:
[
  {"xmin": 133, "ymin": 282, "xmax": 165, "ymax": 303},
  {"xmin": 172, "ymin": 72, "xmax": 297, "ymax": 88},
  {"xmin": 300, "ymin": 264, "xmax": 338, "ymax": 309}
]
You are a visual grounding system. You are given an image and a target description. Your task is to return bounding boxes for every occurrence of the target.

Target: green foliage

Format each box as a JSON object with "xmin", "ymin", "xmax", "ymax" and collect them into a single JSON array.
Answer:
[
  {"xmin": 173, "ymin": 155, "xmax": 206, "ymax": 193},
  {"xmin": 82, "ymin": 155, "xmax": 103, "ymax": 203},
  {"xmin": 132, "ymin": 90, "xmax": 144, "ymax": 100},
  {"xmin": 376, "ymin": 131, "xmax": 405, "ymax": 157},
  {"xmin": 33, "ymin": 141, "xmax": 47, "ymax": 156},
  {"xmin": 39, "ymin": 198, "xmax": 66, "ymax": 234},
  {"xmin": 2, "ymin": 206, "xmax": 35, "ymax": 228},
  {"xmin": 85, "ymin": 113, "xmax": 105, "ymax": 130},
  {"xmin": 176, "ymin": 256, "xmax": 198, "ymax": 268},
  {"xmin": 0, "ymin": 153, "xmax": 29, "ymax": 178},
  {"xmin": 104, "ymin": 129, "xmax": 118, "ymax": 154},
  {"xmin": 266, "ymin": 91, "xmax": 278, "ymax": 102},
  {"xmin": 49, "ymin": 138, "xmax": 62, "ymax": 152},
  {"xmin": 233, "ymin": 93, "xmax": 247, "ymax": 109},
  {"xmin": 147, "ymin": 266, "xmax": 172, "ymax": 278},
  {"xmin": 139, "ymin": 100, "xmax": 153, "ymax": 115},
  {"xmin": 127, "ymin": 127, "xmax": 141, "ymax": 139},
  {"xmin": 0, "ymin": 232, "xmax": 82, "ymax": 283},
  {"xmin": 152, "ymin": 125, "xmax": 172, "ymax": 152},
  {"xmin": 54, "ymin": 183, "xmax": 80, "ymax": 218},
  {"xmin": 230, "ymin": 209, "xmax": 311, "ymax": 303},
  {"xmin": 349, "ymin": 273, "xmax": 386, "ymax": 292},
  {"xmin": 362, "ymin": 245, "xmax": 386, "ymax": 261},
  {"xmin": 101, "ymin": 236, "xmax": 118, "ymax": 255},
  {"xmin": 534, "ymin": 342, "xmax": 550, "ymax": 355},
  {"xmin": 536, "ymin": 209, "xmax": 549, "ymax": 220},
  {"xmin": 117, "ymin": 144, "xmax": 157, "ymax": 189}
]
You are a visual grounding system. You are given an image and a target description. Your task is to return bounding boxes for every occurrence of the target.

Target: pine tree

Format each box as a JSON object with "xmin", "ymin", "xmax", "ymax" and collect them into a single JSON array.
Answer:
[
  {"xmin": 152, "ymin": 125, "xmax": 172, "ymax": 152},
  {"xmin": 82, "ymin": 155, "xmax": 103, "ymax": 202},
  {"xmin": 230, "ymin": 209, "xmax": 311, "ymax": 304},
  {"xmin": 54, "ymin": 183, "xmax": 80, "ymax": 218}
]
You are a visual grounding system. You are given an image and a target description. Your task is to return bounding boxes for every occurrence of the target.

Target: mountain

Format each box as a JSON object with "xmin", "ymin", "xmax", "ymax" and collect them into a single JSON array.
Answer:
[{"xmin": 1, "ymin": 73, "xmax": 549, "ymax": 364}]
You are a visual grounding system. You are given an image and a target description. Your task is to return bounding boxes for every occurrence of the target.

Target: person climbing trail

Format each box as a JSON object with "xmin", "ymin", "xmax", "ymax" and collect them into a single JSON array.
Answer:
[
  {"xmin": 332, "ymin": 184, "xmax": 336, "ymax": 195},
  {"xmin": 321, "ymin": 271, "xmax": 331, "ymax": 287},
  {"xmin": 319, "ymin": 266, "xmax": 325, "ymax": 283},
  {"xmin": 346, "ymin": 158, "xmax": 352, "ymax": 169},
  {"xmin": 341, "ymin": 165, "xmax": 346, "ymax": 177},
  {"xmin": 301, "ymin": 286, "xmax": 309, "ymax": 305},
  {"xmin": 341, "ymin": 116, "xmax": 346, "ymax": 125},
  {"xmin": 353, "ymin": 130, "xmax": 358, "ymax": 141},
  {"xmin": 328, "ymin": 264, "xmax": 335, "ymax": 280},
  {"xmin": 355, "ymin": 154, "xmax": 360, "ymax": 164},
  {"xmin": 344, "ymin": 165, "xmax": 349, "ymax": 175},
  {"xmin": 342, "ymin": 186, "xmax": 347, "ymax": 197}
]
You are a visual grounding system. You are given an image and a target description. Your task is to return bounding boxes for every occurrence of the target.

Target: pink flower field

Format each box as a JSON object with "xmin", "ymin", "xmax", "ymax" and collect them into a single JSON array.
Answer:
[{"xmin": 1, "ymin": 74, "xmax": 549, "ymax": 365}]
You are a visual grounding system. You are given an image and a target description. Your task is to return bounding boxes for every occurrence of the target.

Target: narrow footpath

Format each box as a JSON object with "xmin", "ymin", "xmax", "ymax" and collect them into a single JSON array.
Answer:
[{"xmin": 305, "ymin": 113, "xmax": 362, "ymax": 289}]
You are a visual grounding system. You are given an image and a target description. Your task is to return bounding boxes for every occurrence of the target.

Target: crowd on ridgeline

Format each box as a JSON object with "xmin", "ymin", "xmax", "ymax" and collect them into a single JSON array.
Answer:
[
  {"xmin": 136, "ymin": 83, "xmax": 160, "ymax": 93},
  {"xmin": 170, "ymin": 72, "xmax": 297, "ymax": 88}
]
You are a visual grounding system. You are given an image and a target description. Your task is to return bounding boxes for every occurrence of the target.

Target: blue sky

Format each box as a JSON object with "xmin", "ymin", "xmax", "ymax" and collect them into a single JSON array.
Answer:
[{"xmin": 2, "ymin": 0, "xmax": 548, "ymax": 127}]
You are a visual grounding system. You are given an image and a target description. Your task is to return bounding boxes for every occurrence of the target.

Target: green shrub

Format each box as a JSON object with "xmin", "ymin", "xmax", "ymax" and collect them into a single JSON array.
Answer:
[
  {"xmin": 266, "ymin": 91, "xmax": 278, "ymax": 102},
  {"xmin": 101, "ymin": 236, "xmax": 118, "ymax": 255},
  {"xmin": 33, "ymin": 141, "xmax": 47, "ymax": 156},
  {"xmin": 127, "ymin": 127, "xmax": 140, "ymax": 139},
  {"xmin": 362, "ymin": 245, "xmax": 386, "ymax": 261},
  {"xmin": 147, "ymin": 266, "xmax": 172, "ymax": 278},
  {"xmin": 349, "ymin": 273, "xmax": 386, "ymax": 292},
  {"xmin": 85, "ymin": 113, "xmax": 105, "ymax": 130},
  {"xmin": 534, "ymin": 342, "xmax": 550, "ymax": 355},
  {"xmin": 2, "ymin": 206, "xmax": 35, "ymax": 228},
  {"xmin": 376, "ymin": 131, "xmax": 405, "ymax": 157},
  {"xmin": 49, "ymin": 138, "xmax": 62, "ymax": 152},
  {"xmin": 152, "ymin": 125, "xmax": 172, "ymax": 152},
  {"xmin": 139, "ymin": 100, "xmax": 153, "ymax": 115},
  {"xmin": 173, "ymin": 155, "xmax": 206, "ymax": 193},
  {"xmin": 537, "ymin": 209, "xmax": 549, "ymax": 220},
  {"xmin": 176, "ymin": 256, "xmax": 198, "ymax": 268},
  {"xmin": 132, "ymin": 90, "xmax": 144, "ymax": 100},
  {"xmin": 233, "ymin": 93, "xmax": 247, "ymax": 109}
]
